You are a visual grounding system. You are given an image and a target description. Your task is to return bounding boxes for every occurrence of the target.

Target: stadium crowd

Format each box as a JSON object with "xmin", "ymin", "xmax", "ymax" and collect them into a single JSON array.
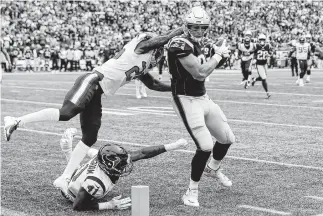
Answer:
[{"xmin": 1, "ymin": 0, "xmax": 323, "ymax": 72}]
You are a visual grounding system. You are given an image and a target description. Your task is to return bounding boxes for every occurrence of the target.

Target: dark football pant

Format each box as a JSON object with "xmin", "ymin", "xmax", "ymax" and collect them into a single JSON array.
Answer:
[
  {"xmin": 291, "ymin": 57, "xmax": 298, "ymax": 76},
  {"xmin": 298, "ymin": 60, "xmax": 308, "ymax": 79},
  {"xmin": 60, "ymin": 72, "xmax": 104, "ymax": 147},
  {"xmin": 241, "ymin": 59, "xmax": 252, "ymax": 80}
]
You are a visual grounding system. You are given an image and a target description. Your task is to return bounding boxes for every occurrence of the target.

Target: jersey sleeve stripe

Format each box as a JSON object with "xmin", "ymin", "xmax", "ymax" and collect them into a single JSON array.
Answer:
[
  {"xmin": 85, "ymin": 176, "xmax": 106, "ymax": 193},
  {"xmin": 172, "ymin": 38, "xmax": 194, "ymax": 50},
  {"xmin": 70, "ymin": 73, "xmax": 99, "ymax": 104}
]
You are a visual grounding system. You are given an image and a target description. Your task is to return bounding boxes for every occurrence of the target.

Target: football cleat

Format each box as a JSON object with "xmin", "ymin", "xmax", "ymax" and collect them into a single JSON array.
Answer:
[
  {"xmin": 136, "ymin": 93, "xmax": 141, "ymax": 99},
  {"xmin": 306, "ymin": 77, "xmax": 310, "ymax": 83},
  {"xmin": 182, "ymin": 188, "xmax": 199, "ymax": 207},
  {"xmin": 266, "ymin": 93, "xmax": 272, "ymax": 99},
  {"xmin": 204, "ymin": 166, "xmax": 232, "ymax": 187},
  {"xmin": 298, "ymin": 79, "xmax": 304, "ymax": 87},
  {"xmin": 251, "ymin": 77, "xmax": 256, "ymax": 86},
  {"xmin": 4, "ymin": 116, "xmax": 20, "ymax": 141},
  {"xmin": 53, "ymin": 175, "xmax": 70, "ymax": 195},
  {"xmin": 295, "ymin": 79, "xmax": 299, "ymax": 85}
]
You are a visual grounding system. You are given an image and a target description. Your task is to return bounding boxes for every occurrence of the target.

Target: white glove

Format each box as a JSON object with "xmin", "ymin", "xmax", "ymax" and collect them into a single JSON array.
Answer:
[
  {"xmin": 252, "ymin": 59, "xmax": 257, "ymax": 65},
  {"xmin": 109, "ymin": 195, "xmax": 131, "ymax": 210},
  {"xmin": 212, "ymin": 39, "xmax": 230, "ymax": 58}
]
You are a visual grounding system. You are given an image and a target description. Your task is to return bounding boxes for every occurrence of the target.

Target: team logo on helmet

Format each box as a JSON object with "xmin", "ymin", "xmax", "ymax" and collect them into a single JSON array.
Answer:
[{"xmin": 97, "ymin": 144, "xmax": 133, "ymax": 177}]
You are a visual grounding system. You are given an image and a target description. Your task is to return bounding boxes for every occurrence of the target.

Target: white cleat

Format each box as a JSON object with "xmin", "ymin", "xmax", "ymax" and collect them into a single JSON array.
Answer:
[
  {"xmin": 295, "ymin": 79, "xmax": 300, "ymax": 85},
  {"xmin": 141, "ymin": 92, "xmax": 148, "ymax": 98},
  {"xmin": 306, "ymin": 78, "xmax": 310, "ymax": 83},
  {"xmin": 172, "ymin": 138, "xmax": 188, "ymax": 150},
  {"xmin": 204, "ymin": 166, "xmax": 232, "ymax": 187},
  {"xmin": 136, "ymin": 93, "xmax": 141, "ymax": 99},
  {"xmin": 53, "ymin": 175, "xmax": 70, "ymax": 195},
  {"xmin": 182, "ymin": 188, "xmax": 199, "ymax": 207},
  {"xmin": 298, "ymin": 79, "xmax": 304, "ymax": 87},
  {"xmin": 4, "ymin": 116, "xmax": 20, "ymax": 141},
  {"xmin": 61, "ymin": 128, "xmax": 77, "ymax": 142}
]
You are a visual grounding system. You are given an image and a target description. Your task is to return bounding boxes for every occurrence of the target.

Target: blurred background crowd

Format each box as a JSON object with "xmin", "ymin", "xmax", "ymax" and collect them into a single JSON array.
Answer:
[{"xmin": 1, "ymin": 0, "xmax": 323, "ymax": 72}]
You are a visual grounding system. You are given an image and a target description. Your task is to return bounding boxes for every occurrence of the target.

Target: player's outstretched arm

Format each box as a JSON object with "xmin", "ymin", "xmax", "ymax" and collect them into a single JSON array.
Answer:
[
  {"xmin": 139, "ymin": 73, "xmax": 171, "ymax": 92},
  {"xmin": 135, "ymin": 27, "xmax": 184, "ymax": 54},
  {"xmin": 73, "ymin": 187, "xmax": 131, "ymax": 211},
  {"xmin": 130, "ymin": 139, "xmax": 187, "ymax": 162}
]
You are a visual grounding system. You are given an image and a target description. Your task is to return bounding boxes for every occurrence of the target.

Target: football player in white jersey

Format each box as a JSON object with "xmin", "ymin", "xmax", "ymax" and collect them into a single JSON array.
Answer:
[
  {"xmin": 236, "ymin": 30, "xmax": 256, "ymax": 89},
  {"xmin": 289, "ymin": 35, "xmax": 311, "ymax": 86},
  {"xmin": 4, "ymin": 27, "xmax": 184, "ymax": 193},
  {"xmin": 58, "ymin": 128, "xmax": 188, "ymax": 211}
]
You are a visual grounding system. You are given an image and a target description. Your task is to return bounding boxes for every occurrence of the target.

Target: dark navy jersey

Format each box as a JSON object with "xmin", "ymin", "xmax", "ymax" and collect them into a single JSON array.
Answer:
[
  {"xmin": 254, "ymin": 43, "xmax": 271, "ymax": 65},
  {"xmin": 167, "ymin": 36, "xmax": 205, "ymax": 96},
  {"xmin": 309, "ymin": 42, "xmax": 316, "ymax": 53}
]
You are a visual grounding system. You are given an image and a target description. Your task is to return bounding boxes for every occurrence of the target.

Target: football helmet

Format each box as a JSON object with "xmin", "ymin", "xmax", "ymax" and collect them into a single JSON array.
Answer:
[
  {"xmin": 97, "ymin": 143, "xmax": 133, "ymax": 177},
  {"xmin": 299, "ymin": 35, "xmax": 305, "ymax": 44},
  {"xmin": 183, "ymin": 6, "xmax": 210, "ymax": 42},
  {"xmin": 305, "ymin": 33, "xmax": 312, "ymax": 43},
  {"xmin": 258, "ymin": 34, "xmax": 266, "ymax": 46}
]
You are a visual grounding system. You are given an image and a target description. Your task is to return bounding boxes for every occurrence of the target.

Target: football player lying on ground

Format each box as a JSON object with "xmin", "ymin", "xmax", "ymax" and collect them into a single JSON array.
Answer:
[
  {"xmin": 59, "ymin": 128, "xmax": 188, "ymax": 211},
  {"xmin": 4, "ymin": 27, "xmax": 184, "ymax": 194}
]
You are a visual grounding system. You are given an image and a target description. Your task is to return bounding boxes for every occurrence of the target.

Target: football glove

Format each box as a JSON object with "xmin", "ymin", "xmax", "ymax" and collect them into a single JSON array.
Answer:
[
  {"xmin": 109, "ymin": 195, "xmax": 131, "ymax": 210},
  {"xmin": 212, "ymin": 39, "xmax": 230, "ymax": 58}
]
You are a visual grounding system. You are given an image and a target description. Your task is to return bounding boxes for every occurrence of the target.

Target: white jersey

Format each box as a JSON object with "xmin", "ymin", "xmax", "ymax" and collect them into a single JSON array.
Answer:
[
  {"xmin": 67, "ymin": 157, "xmax": 115, "ymax": 201},
  {"xmin": 238, "ymin": 43, "xmax": 256, "ymax": 61},
  {"xmin": 96, "ymin": 33, "xmax": 155, "ymax": 95},
  {"xmin": 295, "ymin": 42, "xmax": 310, "ymax": 60}
]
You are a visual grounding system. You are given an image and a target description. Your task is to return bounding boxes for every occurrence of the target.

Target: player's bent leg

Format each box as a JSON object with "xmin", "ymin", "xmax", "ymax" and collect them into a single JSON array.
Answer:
[{"xmin": 204, "ymin": 101, "xmax": 235, "ymax": 187}]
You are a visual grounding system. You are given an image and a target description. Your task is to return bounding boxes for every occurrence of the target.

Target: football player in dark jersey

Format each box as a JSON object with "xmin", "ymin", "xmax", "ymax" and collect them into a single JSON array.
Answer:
[
  {"xmin": 251, "ymin": 34, "xmax": 271, "ymax": 98},
  {"xmin": 167, "ymin": 7, "xmax": 235, "ymax": 207},
  {"xmin": 305, "ymin": 33, "xmax": 316, "ymax": 83}
]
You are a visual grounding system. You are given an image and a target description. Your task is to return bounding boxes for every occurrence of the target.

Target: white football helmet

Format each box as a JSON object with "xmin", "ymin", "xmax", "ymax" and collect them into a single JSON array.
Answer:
[
  {"xmin": 258, "ymin": 34, "xmax": 266, "ymax": 46},
  {"xmin": 183, "ymin": 6, "xmax": 210, "ymax": 42}
]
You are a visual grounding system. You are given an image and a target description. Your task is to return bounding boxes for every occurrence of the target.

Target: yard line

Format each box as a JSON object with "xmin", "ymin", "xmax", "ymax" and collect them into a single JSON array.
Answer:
[
  {"xmin": 3, "ymin": 85, "xmax": 323, "ymax": 111},
  {"xmin": 3, "ymin": 84, "xmax": 323, "ymax": 97},
  {"xmin": 238, "ymin": 205, "xmax": 292, "ymax": 215},
  {"xmin": 304, "ymin": 196, "xmax": 323, "ymax": 201},
  {"xmin": 1, "ymin": 207, "xmax": 32, "ymax": 216},
  {"xmin": 2, "ymin": 127, "xmax": 323, "ymax": 171},
  {"xmin": 2, "ymin": 98, "xmax": 323, "ymax": 130},
  {"xmin": 312, "ymin": 214, "xmax": 323, "ymax": 216}
]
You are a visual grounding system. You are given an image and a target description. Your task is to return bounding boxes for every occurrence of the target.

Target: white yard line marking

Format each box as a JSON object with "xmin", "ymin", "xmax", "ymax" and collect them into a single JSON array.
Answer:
[
  {"xmin": 238, "ymin": 205, "xmax": 292, "ymax": 215},
  {"xmin": 1, "ymin": 98, "xmax": 134, "ymax": 116},
  {"xmin": 3, "ymin": 84, "xmax": 323, "ymax": 97},
  {"xmin": 1, "ymin": 207, "xmax": 32, "ymax": 216},
  {"xmin": 2, "ymin": 98, "xmax": 323, "ymax": 130},
  {"xmin": 3, "ymin": 85, "xmax": 323, "ymax": 111},
  {"xmin": 304, "ymin": 196, "xmax": 323, "ymax": 201},
  {"xmin": 2, "ymin": 127, "xmax": 323, "ymax": 171},
  {"xmin": 312, "ymin": 214, "xmax": 323, "ymax": 216}
]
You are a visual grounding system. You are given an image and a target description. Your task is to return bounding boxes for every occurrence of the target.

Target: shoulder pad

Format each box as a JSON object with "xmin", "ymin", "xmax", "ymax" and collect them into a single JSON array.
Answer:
[{"xmin": 168, "ymin": 37, "xmax": 194, "ymax": 58}]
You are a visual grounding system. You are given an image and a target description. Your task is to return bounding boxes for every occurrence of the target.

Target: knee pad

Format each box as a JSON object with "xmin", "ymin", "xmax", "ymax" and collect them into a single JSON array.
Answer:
[
  {"xmin": 225, "ymin": 128, "xmax": 235, "ymax": 144},
  {"xmin": 59, "ymin": 101, "xmax": 81, "ymax": 121},
  {"xmin": 192, "ymin": 126, "xmax": 213, "ymax": 151}
]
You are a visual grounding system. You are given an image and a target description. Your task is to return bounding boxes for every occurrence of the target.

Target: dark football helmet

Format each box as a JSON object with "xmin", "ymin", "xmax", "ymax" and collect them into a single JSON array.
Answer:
[{"xmin": 97, "ymin": 143, "xmax": 133, "ymax": 177}]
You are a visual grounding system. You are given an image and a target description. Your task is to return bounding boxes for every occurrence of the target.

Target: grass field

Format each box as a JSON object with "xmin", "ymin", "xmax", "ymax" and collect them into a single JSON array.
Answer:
[{"xmin": 1, "ymin": 68, "xmax": 323, "ymax": 216}]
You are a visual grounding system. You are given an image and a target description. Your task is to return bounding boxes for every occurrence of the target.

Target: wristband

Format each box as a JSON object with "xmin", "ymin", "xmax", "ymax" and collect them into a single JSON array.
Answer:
[
  {"xmin": 98, "ymin": 202, "xmax": 112, "ymax": 210},
  {"xmin": 212, "ymin": 53, "xmax": 222, "ymax": 63}
]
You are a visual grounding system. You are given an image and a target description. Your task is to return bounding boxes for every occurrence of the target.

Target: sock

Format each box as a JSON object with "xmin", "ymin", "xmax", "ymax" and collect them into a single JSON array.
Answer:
[
  {"xmin": 62, "ymin": 140, "xmax": 90, "ymax": 178},
  {"xmin": 262, "ymin": 80, "xmax": 268, "ymax": 92},
  {"xmin": 19, "ymin": 108, "xmax": 60, "ymax": 127},
  {"xmin": 189, "ymin": 178, "xmax": 199, "ymax": 190},
  {"xmin": 135, "ymin": 79, "xmax": 140, "ymax": 95},
  {"xmin": 87, "ymin": 148, "xmax": 99, "ymax": 158},
  {"xmin": 60, "ymin": 138, "xmax": 72, "ymax": 162},
  {"xmin": 207, "ymin": 158, "xmax": 221, "ymax": 171}
]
